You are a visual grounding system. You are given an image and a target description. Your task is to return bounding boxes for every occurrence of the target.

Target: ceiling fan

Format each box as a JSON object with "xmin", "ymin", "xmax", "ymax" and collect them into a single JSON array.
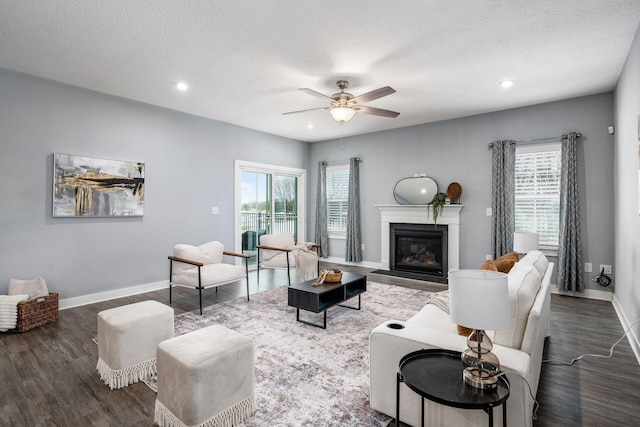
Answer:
[{"xmin": 283, "ymin": 80, "xmax": 400, "ymax": 123}]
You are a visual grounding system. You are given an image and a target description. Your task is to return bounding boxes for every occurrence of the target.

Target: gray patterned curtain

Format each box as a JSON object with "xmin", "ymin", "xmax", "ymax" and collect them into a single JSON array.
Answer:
[
  {"xmin": 345, "ymin": 157, "xmax": 362, "ymax": 262},
  {"xmin": 314, "ymin": 161, "xmax": 328, "ymax": 258},
  {"xmin": 491, "ymin": 140, "xmax": 516, "ymax": 259},
  {"xmin": 557, "ymin": 132, "xmax": 584, "ymax": 292}
]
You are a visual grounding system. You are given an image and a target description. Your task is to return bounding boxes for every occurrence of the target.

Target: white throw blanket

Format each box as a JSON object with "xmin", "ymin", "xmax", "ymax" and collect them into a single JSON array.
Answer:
[
  {"xmin": 0, "ymin": 294, "xmax": 29, "ymax": 332},
  {"xmin": 293, "ymin": 242, "xmax": 319, "ymax": 281}
]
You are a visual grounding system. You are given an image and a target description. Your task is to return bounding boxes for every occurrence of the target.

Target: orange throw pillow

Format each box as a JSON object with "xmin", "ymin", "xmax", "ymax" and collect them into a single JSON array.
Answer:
[
  {"xmin": 478, "ymin": 259, "xmax": 498, "ymax": 271},
  {"xmin": 494, "ymin": 252, "xmax": 519, "ymax": 273},
  {"xmin": 457, "ymin": 325, "xmax": 473, "ymax": 336}
]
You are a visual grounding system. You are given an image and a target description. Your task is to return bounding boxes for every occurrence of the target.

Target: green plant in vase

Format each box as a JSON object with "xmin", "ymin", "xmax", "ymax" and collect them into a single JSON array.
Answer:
[{"xmin": 429, "ymin": 192, "xmax": 447, "ymax": 224}]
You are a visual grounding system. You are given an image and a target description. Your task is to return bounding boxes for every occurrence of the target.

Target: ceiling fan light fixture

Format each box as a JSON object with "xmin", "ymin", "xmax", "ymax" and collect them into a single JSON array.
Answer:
[{"xmin": 329, "ymin": 106, "xmax": 356, "ymax": 123}]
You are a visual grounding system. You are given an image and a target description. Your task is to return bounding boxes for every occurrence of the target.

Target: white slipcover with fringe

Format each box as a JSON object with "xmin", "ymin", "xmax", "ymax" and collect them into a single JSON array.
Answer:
[
  {"xmin": 96, "ymin": 300, "xmax": 174, "ymax": 390},
  {"xmin": 154, "ymin": 324, "xmax": 255, "ymax": 427}
]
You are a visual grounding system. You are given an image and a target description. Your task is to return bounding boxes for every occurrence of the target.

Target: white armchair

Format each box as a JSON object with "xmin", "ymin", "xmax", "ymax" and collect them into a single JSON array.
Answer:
[
  {"xmin": 256, "ymin": 232, "xmax": 320, "ymax": 285},
  {"xmin": 168, "ymin": 241, "xmax": 250, "ymax": 314}
]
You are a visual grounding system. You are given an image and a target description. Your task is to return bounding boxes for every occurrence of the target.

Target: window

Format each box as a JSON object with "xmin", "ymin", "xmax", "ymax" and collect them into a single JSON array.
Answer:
[
  {"xmin": 515, "ymin": 143, "xmax": 561, "ymax": 248},
  {"xmin": 326, "ymin": 164, "xmax": 350, "ymax": 234}
]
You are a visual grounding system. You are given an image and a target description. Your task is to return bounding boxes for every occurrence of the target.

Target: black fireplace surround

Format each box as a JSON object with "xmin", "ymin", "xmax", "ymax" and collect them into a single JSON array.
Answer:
[{"xmin": 390, "ymin": 223, "xmax": 448, "ymax": 282}]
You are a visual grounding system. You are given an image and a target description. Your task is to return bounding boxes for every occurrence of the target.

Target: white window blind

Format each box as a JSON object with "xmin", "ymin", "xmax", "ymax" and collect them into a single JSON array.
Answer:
[
  {"xmin": 326, "ymin": 165, "xmax": 350, "ymax": 233},
  {"xmin": 515, "ymin": 143, "xmax": 561, "ymax": 248}
]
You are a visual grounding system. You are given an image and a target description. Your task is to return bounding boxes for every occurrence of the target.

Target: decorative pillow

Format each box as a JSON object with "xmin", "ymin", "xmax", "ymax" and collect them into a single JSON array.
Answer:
[
  {"xmin": 494, "ymin": 252, "xmax": 519, "ymax": 273},
  {"xmin": 456, "ymin": 325, "xmax": 473, "ymax": 337},
  {"xmin": 518, "ymin": 250, "xmax": 548, "ymax": 277},
  {"xmin": 173, "ymin": 241, "xmax": 224, "ymax": 271},
  {"xmin": 8, "ymin": 277, "xmax": 49, "ymax": 300},
  {"xmin": 478, "ymin": 259, "xmax": 498, "ymax": 271}
]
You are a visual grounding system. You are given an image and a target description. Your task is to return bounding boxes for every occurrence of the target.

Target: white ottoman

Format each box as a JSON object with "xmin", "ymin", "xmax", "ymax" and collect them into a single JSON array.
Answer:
[
  {"xmin": 154, "ymin": 325, "xmax": 255, "ymax": 427},
  {"xmin": 96, "ymin": 300, "xmax": 174, "ymax": 390}
]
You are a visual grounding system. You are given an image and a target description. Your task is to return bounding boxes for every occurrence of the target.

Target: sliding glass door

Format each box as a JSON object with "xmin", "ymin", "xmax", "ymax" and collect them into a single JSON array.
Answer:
[{"xmin": 236, "ymin": 161, "xmax": 306, "ymax": 269}]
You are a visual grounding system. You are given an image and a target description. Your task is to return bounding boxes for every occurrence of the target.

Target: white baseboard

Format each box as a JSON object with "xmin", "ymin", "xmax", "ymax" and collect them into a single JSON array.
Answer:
[
  {"xmin": 610, "ymin": 295, "xmax": 640, "ymax": 366},
  {"xmin": 550, "ymin": 285, "xmax": 613, "ymax": 301},
  {"xmin": 59, "ymin": 280, "xmax": 169, "ymax": 310}
]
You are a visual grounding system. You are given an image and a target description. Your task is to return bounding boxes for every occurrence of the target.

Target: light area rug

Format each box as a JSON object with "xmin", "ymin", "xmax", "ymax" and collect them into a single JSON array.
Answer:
[{"xmin": 146, "ymin": 281, "xmax": 439, "ymax": 427}]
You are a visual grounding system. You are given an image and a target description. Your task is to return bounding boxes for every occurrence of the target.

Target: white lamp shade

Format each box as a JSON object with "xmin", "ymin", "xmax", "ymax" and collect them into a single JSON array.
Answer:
[
  {"xmin": 329, "ymin": 106, "xmax": 356, "ymax": 122},
  {"xmin": 449, "ymin": 269, "xmax": 510, "ymax": 331},
  {"xmin": 513, "ymin": 232, "xmax": 539, "ymax": 253}
]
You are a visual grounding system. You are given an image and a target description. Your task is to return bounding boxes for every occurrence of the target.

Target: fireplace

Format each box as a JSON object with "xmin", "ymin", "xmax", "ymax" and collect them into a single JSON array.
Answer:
[
  {"xmin": 376, "ymin": 204, "xmax": 463, "ymax": 283},
  {"xmin": 390, "ymin": 223, "xmax": 448, "ymax": 281}
]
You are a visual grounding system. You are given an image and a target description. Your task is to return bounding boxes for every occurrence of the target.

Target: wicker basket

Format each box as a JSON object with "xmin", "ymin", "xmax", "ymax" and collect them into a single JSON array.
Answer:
[
  {"xmin": 322, "ymin": 269, "xmax": 343, "ymax": 283},
  {"xmin": 7, "ymin": 293, "xmax": 59, "ymax": 333}
]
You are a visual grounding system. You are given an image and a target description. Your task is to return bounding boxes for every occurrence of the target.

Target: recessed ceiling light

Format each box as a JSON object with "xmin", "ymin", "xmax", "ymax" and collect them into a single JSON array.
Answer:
[
  {"xmin": 176, "ymin": 82, "xmax": 189, "ymax": 91},
  {"xmin": 307, "ymin": 123, "xmax": 314, "ymax": 129},
  {"xmin": 499, "ymin": 80, "xmax": 514, "ymax": 88}
]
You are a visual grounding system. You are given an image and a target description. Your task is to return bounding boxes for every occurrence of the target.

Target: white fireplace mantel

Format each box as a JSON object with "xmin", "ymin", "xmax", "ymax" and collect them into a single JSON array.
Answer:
[{"xmin": 375, "ymin": 204, "xmax": 464, "ymax": 271}]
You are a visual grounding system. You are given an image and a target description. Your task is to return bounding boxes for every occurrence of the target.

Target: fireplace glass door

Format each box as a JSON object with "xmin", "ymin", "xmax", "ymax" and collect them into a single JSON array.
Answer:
[{"xmin": 391, "ymin": 223, "xmax": 448, "ymax": 278}]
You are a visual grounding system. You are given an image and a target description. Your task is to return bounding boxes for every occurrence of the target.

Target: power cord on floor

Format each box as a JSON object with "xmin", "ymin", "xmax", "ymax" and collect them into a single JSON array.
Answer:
[
  {"xmin": 542, "ymin": 318, "xmax": 640, "ymax": 366},
  {"xmin": 495, "ymin": 318, "xmax": 640, "ymax": 423}
]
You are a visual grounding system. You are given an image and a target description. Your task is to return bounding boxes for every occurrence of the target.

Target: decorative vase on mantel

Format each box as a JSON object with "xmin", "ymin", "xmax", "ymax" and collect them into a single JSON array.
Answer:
[{"xmin": 428, "ymin": 192, "xmax": 447, "ymax": 224}]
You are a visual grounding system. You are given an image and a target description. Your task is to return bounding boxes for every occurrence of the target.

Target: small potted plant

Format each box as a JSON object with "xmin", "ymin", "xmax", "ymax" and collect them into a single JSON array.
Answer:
[{"xmin": 429, "ymin": 192, "xmax": 447, "ymax": 224}]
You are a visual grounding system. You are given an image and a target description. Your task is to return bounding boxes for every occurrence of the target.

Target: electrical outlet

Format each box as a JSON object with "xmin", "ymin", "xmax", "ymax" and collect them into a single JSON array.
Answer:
[
  {"xmin": 211, "ymin": 207, "xmax": 219, "ymax": 215},
  {"xmin": 600, "ymin": 264, "xmax": 612, "ymax": 274},
  {"xmin": 584, "ymin": 263, "xmax": 592, "ymax": 273},
  {"xmin": 486, "ymin": 254, "xmax": 492, "ymax": 260}
]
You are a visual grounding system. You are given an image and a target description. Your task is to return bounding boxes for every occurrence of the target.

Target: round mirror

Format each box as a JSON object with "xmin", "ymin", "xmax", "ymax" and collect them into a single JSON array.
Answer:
[{"xmin": 393, "ymin": 177, "xmax": 438, "ymax": 205}]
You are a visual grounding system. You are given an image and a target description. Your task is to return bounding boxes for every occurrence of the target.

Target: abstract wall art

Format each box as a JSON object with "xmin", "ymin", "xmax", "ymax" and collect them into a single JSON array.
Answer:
[{"xmin": 53, "ymin": 153, "xmax": 145, "ymax": 217}]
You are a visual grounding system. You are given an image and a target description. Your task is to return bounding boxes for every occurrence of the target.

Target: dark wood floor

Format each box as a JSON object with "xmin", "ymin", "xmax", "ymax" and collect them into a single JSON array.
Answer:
[{"xmin": 1, "ymin": 264, "xmax": 638, "ymax": 426}]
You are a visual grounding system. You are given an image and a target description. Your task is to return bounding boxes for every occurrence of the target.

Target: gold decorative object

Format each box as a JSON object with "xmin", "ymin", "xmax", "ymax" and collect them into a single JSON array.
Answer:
[{"xmin": 312, "ymin": 269, "xmax": 342, "ymax": 286}]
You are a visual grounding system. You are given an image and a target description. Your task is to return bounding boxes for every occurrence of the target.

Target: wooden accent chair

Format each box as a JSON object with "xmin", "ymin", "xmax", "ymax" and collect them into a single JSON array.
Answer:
[{"xmin": 168, "ymin": 241, "xmax": 250, "ymax": 314}]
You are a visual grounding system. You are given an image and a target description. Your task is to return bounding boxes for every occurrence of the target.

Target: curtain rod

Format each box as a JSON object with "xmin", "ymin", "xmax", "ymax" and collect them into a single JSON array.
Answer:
[
  {"xmin": 321, "ymin": 157, "xmax": 361, "ymax": 166},
  {"xmin": 488, "ymin": 132, "xmax": 582, "ymax": 148}
]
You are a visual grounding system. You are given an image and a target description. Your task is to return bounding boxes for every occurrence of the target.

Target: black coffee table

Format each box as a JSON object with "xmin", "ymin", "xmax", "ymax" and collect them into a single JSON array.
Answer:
[
  {"xmin": 397, "ymin": 349, "xmax": 510, "ymax": 427},
  {"xmin": 287, "ymin": 272, "xmax": 366, "ymax": 329}
]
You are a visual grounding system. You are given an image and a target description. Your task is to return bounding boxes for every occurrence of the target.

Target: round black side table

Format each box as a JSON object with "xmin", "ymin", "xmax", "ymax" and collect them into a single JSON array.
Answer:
[{"xmin": 396, "ymin": 349, "xmax": 510, "ymax": 427}]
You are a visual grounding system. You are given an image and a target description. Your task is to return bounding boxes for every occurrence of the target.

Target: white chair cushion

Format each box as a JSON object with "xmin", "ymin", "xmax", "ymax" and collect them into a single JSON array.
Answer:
[
  {"xmin": 173, "ymin": 241, "xmax": 224, "ymax": 271},
  {"xmin": 173, "ymin": 263, "xmax": 245, "ymax": 288},
  {"xmin": 493, "ymin": 261, "xmax": 542, "ymax": 349},
  {"xmin": 260, "ymin": 232, "xmax": 295, "ymax": 261},
  {"xmin": 262, "ymin": 251, "xmax": 296, "ymax": 268}
]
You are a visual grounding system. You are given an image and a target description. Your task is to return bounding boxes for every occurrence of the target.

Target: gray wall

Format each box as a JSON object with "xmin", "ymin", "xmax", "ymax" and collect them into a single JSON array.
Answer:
[
  {"xmin": 308, "ymin": 93, "xmax": 615, "ymax": 291},
  {"xmin": 0, "ymin": 69, "xmax": 309, "ymax": 298},
  {"xmin": 613, "ymin": 25, "xmax": 640, "ymax": 344},
  {"xmin": 0, "ymin": 67, "xmax": 618, "ymax": 301}
]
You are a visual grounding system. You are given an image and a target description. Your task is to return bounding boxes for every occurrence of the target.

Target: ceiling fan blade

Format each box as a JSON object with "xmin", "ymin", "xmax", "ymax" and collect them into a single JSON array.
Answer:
[
  {"xmin": 358, "ymin": 105, "xmax": 400, "ymax": 118},
  {"xmin": 299, "ymin": 88, "xmax": 332, "ymax": 100},
  {"xmin": 282, "ymin": 106, "xmax": 329, "ymax": 115},
  {"xmin": 352, "ymin": 86, "xmax": 396, "ymax": 103}
]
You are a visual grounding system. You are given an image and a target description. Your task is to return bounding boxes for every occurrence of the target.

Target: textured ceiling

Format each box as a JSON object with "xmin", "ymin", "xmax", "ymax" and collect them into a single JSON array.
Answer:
[{"xmin": 1, "ymin": 1, "xmax": 639, "ymax": 142}]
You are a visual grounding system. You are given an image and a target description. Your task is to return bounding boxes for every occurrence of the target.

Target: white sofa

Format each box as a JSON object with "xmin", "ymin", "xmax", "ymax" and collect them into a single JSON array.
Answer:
[{"xmin": 369, "ymin": 251, "xmax": 553, "ymax": 427}]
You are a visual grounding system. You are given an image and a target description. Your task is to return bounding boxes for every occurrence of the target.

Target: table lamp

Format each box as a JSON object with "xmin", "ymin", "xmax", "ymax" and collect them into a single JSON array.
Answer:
[
  {"xmin": 513, "ymin": 231, "xmax": 539, "ymax": 255},
  {"xmin": 449, "ymin": 269, "xmax": 510, "ymax": 390}
]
